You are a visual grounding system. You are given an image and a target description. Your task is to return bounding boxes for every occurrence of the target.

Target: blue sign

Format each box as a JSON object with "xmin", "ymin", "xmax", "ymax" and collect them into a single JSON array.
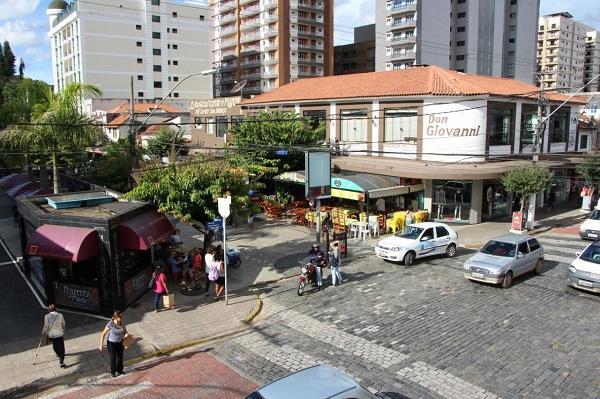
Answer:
[
  {"xmin": 275, "ymin": 149, "xmax": 288, "ymax": 157},
  {"xmin": 207, "ymin": 218, "xmax": 223, "ymax": 231}
]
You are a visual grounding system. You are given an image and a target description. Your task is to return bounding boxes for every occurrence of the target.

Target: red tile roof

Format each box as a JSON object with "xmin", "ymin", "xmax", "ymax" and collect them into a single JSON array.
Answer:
[
  {"xmin": 107, "ymin": 102, "xmax": 184, "ymax": 114},
  {"xmin": 242, "ymin": 65, "xmax": 585, "ymax": 105}
]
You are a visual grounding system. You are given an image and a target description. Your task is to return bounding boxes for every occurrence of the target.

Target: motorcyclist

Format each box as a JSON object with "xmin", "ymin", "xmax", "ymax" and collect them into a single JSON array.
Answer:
[{"xmin": 309, "ymin": 243, "xmax": 326, "ymax": 290}]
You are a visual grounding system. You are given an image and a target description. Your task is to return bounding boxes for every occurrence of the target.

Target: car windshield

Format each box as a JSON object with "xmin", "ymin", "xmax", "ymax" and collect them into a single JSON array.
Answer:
[
  {"xmin": 481, "ymin": 240, "xmax": 516, "ymax": 257},
  {"xmin": 589, "ymin": 209, "xmax": 600, "ymax": 220},
  {"xmin": 579, "ymin": 245, "xmax": 600, "ymax": 264},
  {"xmin": 395, "ymin": 226, "xmax": 424, "ymax": 240}
]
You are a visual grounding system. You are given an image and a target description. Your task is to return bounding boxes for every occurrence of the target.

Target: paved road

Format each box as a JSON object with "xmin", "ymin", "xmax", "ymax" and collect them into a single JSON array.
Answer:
[{"xmin": 27, "ymin": 231, "xmax": 600, "ymax": 399}]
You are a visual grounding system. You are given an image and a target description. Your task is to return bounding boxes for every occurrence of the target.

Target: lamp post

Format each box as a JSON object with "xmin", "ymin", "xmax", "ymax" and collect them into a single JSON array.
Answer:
[{"xmin": 128, "ymin": 69, "xmax": 216, "ymax": 187}]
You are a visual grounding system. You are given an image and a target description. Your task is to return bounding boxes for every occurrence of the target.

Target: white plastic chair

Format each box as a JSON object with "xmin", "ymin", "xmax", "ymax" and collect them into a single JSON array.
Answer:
[
  {"xmin": 359, "ymin": 223, "xmax": 372, "ymax": 240},
  {"xmin": 349, "ymin": 223, "xmax": 359, "ymax": 239},
  {"xmin": 370, "ymin": 221, "xmax": 380, "ymax": 237}
]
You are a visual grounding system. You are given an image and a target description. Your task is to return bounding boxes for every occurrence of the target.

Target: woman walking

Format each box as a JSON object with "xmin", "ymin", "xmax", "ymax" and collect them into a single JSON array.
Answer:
[
  {"xmin": 152, "ymin": 265, "xmax": 169, "ymax": 312},
  {"xmin": 99, "ymin": 311, "xmax": 129, "ymax": 377},
  {"xmin": 213, "ymin": 250, "xmax": 225, "ymax": 301},
  {"xmin": 204, "ymin": 246, "xmax": 214, "ymax": 296}
]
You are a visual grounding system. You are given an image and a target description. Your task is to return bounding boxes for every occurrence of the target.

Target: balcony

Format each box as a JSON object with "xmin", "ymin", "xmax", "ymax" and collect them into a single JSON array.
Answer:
[
  {"xmin": 263, "ymin": 43, "xmax": 278, "ymax": 51},
  {"xmin": 388, "ymin": 3, "xmax": 417, "ymax": 15},
  {"xmin": 240, "ymin": 33, "xmax": 260, "ymax": 44},
  {"xmin": 263, "ymin": 1, "xmax": 277, "ymax": 10},
  {"xmin": 219, "ymin": 1, "xmax": 236, "ymax": 13},
  {"xmin": 239, "ymin": 0, "xmax": 257, "ymax": 5},
  {"xmin": 298, "ymin": 16, "xmax": 323, "ymax": 25},
  {"xmin": 219, "ymin": 13, "xmax": 237, "ymax": 24},
  {"xmin": 298, "ymin": 1, "xmax": 322, "ymax": 11},
  {"xmin": 220, "ymin": 50, "xmax": 237, "ymax": 58},
  {"xmin": 390, "ymin": 51, "xmax": 416, "ymax": 61},
  {"xmin": 298, "ymin": 58, "xmax": 323, "ymax": 66},
  {"xmin": 296, "ymin": 30, "xmax": 323, "ymax": 39},
  {"xmin": 219, "ymin": 39, "xmax": 237, "ymax": 49},
  {"xmin": 240, "ymin": 7, "xmax": 260, "ymax": 17},
  {"xmin": 240, "ymin": 59, "xmax": 261, "ymax": 67},
  {"xmin": 219, "ymin": 74, "xmax": 237, "ymax": 83},
  {"xmin": 240, "ymin": 45, "xmax": 260, "ymax": 54},
  {"xmin": 241, "ymin": 72, "xmax": 262, "ymax": 80},
  {"xmin": 263, "ymin": 29, "xmax": 278, "ymax": 38},
  {"xmin": 245, "ymin": 86, "xmax": 262, "ymax": 94},
  {"xmin": 218, "ymin": 63, "xmax": 238, "ymax": 71},
  {"xmin": 264, "ymin": 57, "xmax": 278, "ymax": 65},
  {"xmin": 263, "ymin": 14, "xmax": 278, "ymax": 23},
  {"xmin": 391, "ymin": 20, "xmax": 416, "ymax": 29},
  {"xmin": 241, "ymin": 18, "xmax": 261, "ymax": 29},
  {"xmin": 263, "ymin": 71, "xmax": 278, "ymax": 78},
  {"xmin": 391, "ymin": 36, "xmax": 416, "ymax": 44}
]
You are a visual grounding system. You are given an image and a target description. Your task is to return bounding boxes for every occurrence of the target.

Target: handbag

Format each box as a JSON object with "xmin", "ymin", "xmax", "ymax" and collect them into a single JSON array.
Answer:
[
  {"xmin": 163, "ymin": 293, "xmax": 176, "ymax": 309},
  {"xmin": 123, "ymin": 334, "xmax": 134, "ymax": 349},
  {"xmin": 208, "ymin": 263, "xmax": 219, "ymax": 281},
  {"xmin": 148, "ymin": 274, "xmax": 156, "ymax": 289}
]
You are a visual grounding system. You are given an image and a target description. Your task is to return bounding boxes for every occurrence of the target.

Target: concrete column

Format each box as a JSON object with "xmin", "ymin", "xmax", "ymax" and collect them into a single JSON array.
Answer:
[
  {"xmin": 514, "ymin": 102, "xmax": 522, "ymax": 154},
  {"xmin": 542, "ymin": 104, "xmax": 550, "ymax": 153},
  {"xmin": 329, "ymin": 102, "xmax": 337, "ymax": 143},
  {"xmin": 424, "ymin": 179, "xmax": 433, "ymax": 214},
  {"xmin": 372, "ymin": 101, "xmax": 380, "ymax": 155},
  {"xmin": 295, "ymin": 104, "xmax": 300, "ymax": 115},
  {"xmin": 470, "ymin": 180, "xmax": 483, "ymax": 224}
]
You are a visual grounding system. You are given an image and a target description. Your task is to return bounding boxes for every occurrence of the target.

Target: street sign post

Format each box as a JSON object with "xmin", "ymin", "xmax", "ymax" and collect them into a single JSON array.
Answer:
[
  {"xmin": 305, "ymin": 151, "xmax": 331, "ymax": 245},
  {"xmin": 217, "ymin": 196, "xmax": 231, "ymax": 305}
]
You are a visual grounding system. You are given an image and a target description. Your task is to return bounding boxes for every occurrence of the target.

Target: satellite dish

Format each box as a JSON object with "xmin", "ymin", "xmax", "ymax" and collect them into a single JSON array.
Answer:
[{"xmin": 231, "ymin": 79, "xmax": 247, "ymax": 94}]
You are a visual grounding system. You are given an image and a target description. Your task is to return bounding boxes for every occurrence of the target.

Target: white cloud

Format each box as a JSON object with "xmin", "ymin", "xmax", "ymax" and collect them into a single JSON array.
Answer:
[
  {"xmin": 0, "ymin": 0, "xmax": 41, "ymax": 21},
  {"xmin": 335, "ymin": 0, "xmax": 374, "ymax": 28},
  {"xmin": 0, "ymin": 20, "xmax": 44, "ymax": 47}
]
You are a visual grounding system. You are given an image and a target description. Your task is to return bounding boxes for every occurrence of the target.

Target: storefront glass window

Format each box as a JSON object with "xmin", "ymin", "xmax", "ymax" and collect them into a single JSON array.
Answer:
[
  {"xmin": 489, "ymin": 108, "xmax": 512, "ymax": 146},
  {"xmin": 384, "ymin": 109, "xmax": 417, "ymax": 143},
  {"xmin": 483, "ymin": 182, "xmax": 509, "ymax": 220},
  {"xmin": 520, "ymin": 109, "xmax": 537, "ymax": 150},
  {"xmin": 216, "ymin": 116, "xmax": 228, "ymax": 137},
  {"xmin": 340, "ymin": 109, "xmax": 368, "ymax": 142},
  {"xmin": 432, "ymin": 180, "xmax": 472, "ymax": 224},
  {"xmin": 550, "ymin": 109, "xmax": 569, "ymax": 143}
]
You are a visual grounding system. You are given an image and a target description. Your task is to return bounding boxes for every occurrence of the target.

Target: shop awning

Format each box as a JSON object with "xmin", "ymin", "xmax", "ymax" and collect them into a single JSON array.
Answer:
[
  {"xmin": 0, "ymin": 173, "xmax": 30, "ymax": 189},
  {"xmin": 7, "ymin": 181, "xmax": 38, "ymax": 198},
  {"xmin": 368, "ymin": 184, "xmax": 424, "ymax": 199},
  {"xmin": 118, "ymin": 211, "xmax": 174, "ymax": 251},
  {"xmin": 26, "ymin": 225, "xmax": 99, "ymax": 262}
]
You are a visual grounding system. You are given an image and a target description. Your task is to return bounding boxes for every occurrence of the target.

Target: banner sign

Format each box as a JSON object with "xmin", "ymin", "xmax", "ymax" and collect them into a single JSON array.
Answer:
[
  {"xmin": 54, "ymin": 282, "xmax": 100, "ymax": 311},
  {"xmin": 511, "ymin": 212, "xmax": 523, "ymax": 231}
]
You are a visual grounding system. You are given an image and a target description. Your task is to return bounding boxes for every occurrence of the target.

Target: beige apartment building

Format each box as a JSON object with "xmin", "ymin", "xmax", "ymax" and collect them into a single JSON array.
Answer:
[
  {"xmin": 585, "ymin": 31, "xmax": 600, "ymax": 92},
  {"xmin": 210, "ymin": 0, "xmax": 334, "ymax": 97},
  {"xmin": 47, "ymin": 0, "xmax": 212, "ymax": 100},
  {"xmin": 537, "ymin": 12, "xmax": 590, "ymax": 92}
]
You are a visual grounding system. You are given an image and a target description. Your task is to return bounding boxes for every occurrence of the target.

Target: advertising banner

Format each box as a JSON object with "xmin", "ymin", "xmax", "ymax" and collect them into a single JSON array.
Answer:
[
  {"xmin": 54, "ymin": 282, "xmax": 100, "ymax": 311},
  {"xmin": 124, "ymin": 267, "xmax": 153, "ymax": 305},
  {"xmin": 511, "ymin": 212, "xmax": 523, "ymax": 231}
]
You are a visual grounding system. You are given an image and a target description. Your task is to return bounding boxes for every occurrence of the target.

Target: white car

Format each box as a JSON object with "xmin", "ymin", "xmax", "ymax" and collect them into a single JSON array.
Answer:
[
  {"xmin": 568, "ymin": 241, "xmax": 600, "ymax": 293},
  {"xmin": 579, "ymin": 209, "xmax": 600, "ymax": 240},
  {"xmin": 375, "ymin": 222, "xmax": 458, "ymax": 265}
]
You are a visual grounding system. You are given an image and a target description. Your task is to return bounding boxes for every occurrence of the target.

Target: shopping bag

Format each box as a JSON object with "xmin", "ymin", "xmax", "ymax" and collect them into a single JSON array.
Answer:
[
  {"xmin": 163, "ymin": 293, "xmax": 176, "ymax": 309},
  {"xmin": 123, "ymin": 334, "xmax": 134, "ymax": 349}
]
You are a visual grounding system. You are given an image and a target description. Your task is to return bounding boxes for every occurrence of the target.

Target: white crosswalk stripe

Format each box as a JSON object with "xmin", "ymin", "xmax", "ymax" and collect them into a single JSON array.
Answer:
[
  {"xmin": 37, "ymin": 380, "xmax": 153, "ymax": 399},
  {"xmin": 544, "ymin": 253, "xmax": 576, "ymax": 264},
  {"xmin": 537, "ymin": 237, "xmax": 587, "ymax": 249},
  {"xmin": 92, "ymin": 381, "xmax": 153, "ymax": 399}
]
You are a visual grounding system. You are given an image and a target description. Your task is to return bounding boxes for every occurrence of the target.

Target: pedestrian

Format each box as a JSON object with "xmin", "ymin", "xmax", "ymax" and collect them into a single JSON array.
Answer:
[
  {"xmin": 329, "ymin": 241, "xmax": 342, "ymax": 286},
  {"xmin": 182, "ymin": 249, "xmax": 194, "ymax": 284},
  {"xmin": 166, "ymin": 251, "xmax": 181, "ymax": 281},
  {"xmin": 152, "ymin": 265, "xmax": 169, "ymax": 312},
  {"xmin": 98, "ymin": 311, "xmax": 129, "ymax": 378},
  {"xmin": 247, "ymin": 212, "xmax": 255, "ymax": 230},
  {"xmin": 213, "ymin": 258, "xmax": 225, "ymax": 301},
  {"xmin": 404, "ymin": 207, "xmax": 415, "ymax": 227},
  {"xmin": 548, "ymin": 189, "xmax": 556, "ymax": 212},
  {"xmin": 204, "ymin": 245, "xmax": 214, "ymax": 296},
  {"xmin": 308, "ymin": 243, "xmax": 325, "ymax": 290},
  {"xmin": 192, "ymin": 247, "xmax": 203, "ymax": 290},
  {"xmin": 41, "ymin": 304, "xmax": 66, "ymax": 368}
]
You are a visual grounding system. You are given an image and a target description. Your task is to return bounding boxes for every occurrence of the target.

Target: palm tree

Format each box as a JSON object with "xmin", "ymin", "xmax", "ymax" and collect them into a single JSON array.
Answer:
[{"xmin": 1, "ymin": 83, "xmax": 105, "ymax": 194}]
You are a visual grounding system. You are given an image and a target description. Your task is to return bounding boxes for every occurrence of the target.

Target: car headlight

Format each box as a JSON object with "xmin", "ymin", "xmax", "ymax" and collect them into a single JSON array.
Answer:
[
  {"xmin": 488, "ymin": 269, "xmax": 502, "ymax": 275},
  {"xmin": 463, "ymin": 263, "xmax": 471, "ymax": 270},
  {"xmin": 391, "ymin": 247, "xmax": 401, "ymax": 251},
  {"xmin": 569, "ymin": 265, "xmax": 576, "ymax": 273}
]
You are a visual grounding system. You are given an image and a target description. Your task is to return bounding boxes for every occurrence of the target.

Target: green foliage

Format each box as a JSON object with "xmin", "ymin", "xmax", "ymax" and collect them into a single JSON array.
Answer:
[
  {"xmin": 229, "ymin": 111, "xmax": 326, "ymax": 172},
  {"xmin": 80, "ymin": 140, "xmax": 136, "ymax": 193},
  {"xmin": 576, "ymin": 152, "xmax": 600, "ymax": 195},
  {"xmin": 2, "ymin": 41, "xmax": 15, "ymax": 79},
  {"xmin": 124, "ymin": 153, "xmax": 275, "ymax": 226},
  {"xmin": 145, "ymin": 126, "xmax": 188, "ymax": 158},
  {"xmin": 501, "ymin": 165, "xmax": 553, "ymax": 212},
  {"xmin": 0, "ymin": 78, "xmax": 50, "ymax": 125}
]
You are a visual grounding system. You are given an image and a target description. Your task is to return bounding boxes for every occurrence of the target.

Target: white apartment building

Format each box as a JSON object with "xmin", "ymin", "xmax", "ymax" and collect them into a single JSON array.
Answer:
[
  {"xmin": 537, "ymin": 12, "xmax": 588, "ymax": 92},
  {"xmin": 47, "ymin": 0, "xmax": 212, "ymax": 100},
  {"xmin": 585, "ymin": 31, "xmax": 600, "ymax": 92},
  {"xmin": 375, "ymin": 0, "xmax": 539, "ymax": 84},
  {"xmin": 210, "ymin": 0, "xmax": 334, "ymax": 97}
]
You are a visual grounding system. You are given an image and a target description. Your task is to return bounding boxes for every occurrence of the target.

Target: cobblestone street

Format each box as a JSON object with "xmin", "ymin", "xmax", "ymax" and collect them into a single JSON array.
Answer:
[{"xmin": 212, "ymin": 232, "xmax": 600, "ymax": 399}]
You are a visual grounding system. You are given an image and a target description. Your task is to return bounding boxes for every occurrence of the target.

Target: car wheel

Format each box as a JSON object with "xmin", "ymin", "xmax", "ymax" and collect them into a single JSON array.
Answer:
[
  {"xmin": 445, "ymin": 243, "xmax": 457, "ymax": 258},
  {"xmin": 501, "ymin": 271, "xmax": 513, "ymax": 289},
  {"xmin": 533, "ymin": 259, "xmax": 544, "ymax": 275},
  {"xmin": 404, "ymin": 251, "xmax": 415, "ymax": 266}
]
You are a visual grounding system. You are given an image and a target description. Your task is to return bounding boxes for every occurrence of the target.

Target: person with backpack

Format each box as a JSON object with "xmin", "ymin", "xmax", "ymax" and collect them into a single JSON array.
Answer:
[
  {"xmin": 41, "ymin": 304, "xmax": 66, "ymax": 368},
  {"xmin": 151, "ymin": 265, "xmax": 169, "ymax": 312}
]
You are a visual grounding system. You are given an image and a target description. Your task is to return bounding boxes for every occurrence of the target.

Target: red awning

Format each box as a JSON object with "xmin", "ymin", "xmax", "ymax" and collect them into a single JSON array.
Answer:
[
  {"xmin": 17, "ymin": 186, "xmax": 53, "ymax": 199},
  {"xmin": 0, "ymin": 173, "xmax": 29, "ymax": 188},
  {"xmin": 118, "ymin": 211, "xmax": 173, "ymax": 250},
  {"xmin": 26, "ymin": 225, "xmax": 99, "ymax": 262},
  {"xmin": 7, "ymin": 182, "xmax": 38, "ymax": 198}
]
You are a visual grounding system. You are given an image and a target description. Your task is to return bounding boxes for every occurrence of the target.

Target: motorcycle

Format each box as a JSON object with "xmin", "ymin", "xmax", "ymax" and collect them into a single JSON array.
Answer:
[{"xmin": 297, "ymin": 257, "xmax": 316, "ymax": 296}]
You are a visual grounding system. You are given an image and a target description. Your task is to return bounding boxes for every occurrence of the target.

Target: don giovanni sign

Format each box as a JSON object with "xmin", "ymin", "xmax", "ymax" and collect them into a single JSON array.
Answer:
[{"xmin": 426, "ymin": 114, "xmax": 481, "ymax": 137}]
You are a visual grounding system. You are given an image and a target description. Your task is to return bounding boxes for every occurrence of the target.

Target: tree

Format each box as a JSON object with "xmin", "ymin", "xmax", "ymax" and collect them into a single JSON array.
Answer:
[
  {"xmin": 501, "ymin": 165, "xmax": 553, "ymax": 213},
  {"xmin": 81, "ymin": 139, "xmax": 137, "ymax": 193},
  {"xmin": 576, "ymin": 152, "xmax": 600, "ymax": 197},
  {"xmin": 124, "ymin": 153, "xmax": 274, "ymax": 243},
  {"xmin": 0, "ymin": 78, "xmax": 50, "ymax": 125},
  {"xmin": 18, "ymin": 59, "xmax": 25, "ymax": 79},
  {"xmin": 229, "ymin": 111, "xmax": 326, "ymax": 172},
  {"xmin": 145, "ymin": 126, "xmax": 188, "ymax": 158},
  {"xmin": 0, "ymin": 83, "xmax": 105, "ymax": 194},
  {"xmin": 2, "ymin": 41, "xmax": 15, "ymax": 79}
]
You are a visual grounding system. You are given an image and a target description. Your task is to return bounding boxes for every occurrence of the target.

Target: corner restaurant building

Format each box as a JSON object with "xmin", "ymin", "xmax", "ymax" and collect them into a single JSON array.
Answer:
[{"xmin": 241, "ymin": 65, "xmax": 586, "ymax": 224}]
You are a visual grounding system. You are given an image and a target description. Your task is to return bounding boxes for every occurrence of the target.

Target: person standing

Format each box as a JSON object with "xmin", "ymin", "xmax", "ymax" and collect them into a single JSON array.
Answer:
[
  {"xmin": 404, "ymin": 207, "xmax": 415, "ymax": 227},
  {"xmin": 99, "ymin": 311, "xmax": 129, "ymax": 377},
  {"xmin": 213, "ymin": 249, "xmax": 226, "ymax": 301},
  {"xmin": 41, "ymin": 304, "xmax": 66, "ymax": 368},
  {"xmin": 308, "ymin": 243, "xmax": 325, "ymax": 290},
  {"xmin": 204, "ymin": 246, "xmax": 214, "ymax": 297},
  {"xmin": 247, "ymin": 212, "xmax": 255, "ymax": 230},
  {"xmin": 329, "ymin": 241, "xmax": 342, "ymax": 287},
  {"xmin": 152, "ymin": 265, "xmax": 169, "ymax": 312}
]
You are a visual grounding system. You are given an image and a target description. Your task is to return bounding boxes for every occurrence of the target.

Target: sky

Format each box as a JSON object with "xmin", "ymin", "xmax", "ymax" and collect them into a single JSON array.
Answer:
[{"xmin": 2, "ymin": 0, "xmax": 599, "ymax": 85}]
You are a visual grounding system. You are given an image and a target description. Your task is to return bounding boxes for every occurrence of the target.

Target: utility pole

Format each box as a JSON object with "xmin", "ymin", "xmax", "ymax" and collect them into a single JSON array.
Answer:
[
  {"xmin": 527, "ymin": 77, "xmax": 546, "ymax": 229},
  {"xmin": 129, "ymin": 76, "xmax": 137, "ymax": 189}
]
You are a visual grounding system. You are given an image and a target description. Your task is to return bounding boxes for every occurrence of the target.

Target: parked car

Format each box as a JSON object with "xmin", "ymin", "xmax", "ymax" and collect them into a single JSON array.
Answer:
[
  {"xmin": 244, "ymin": 365, "xmax": 376, "ymax": 399},
  {"xmin": 568, "ymin": 241, "xmax": 600, "ymax": 293},
  {"xmin": 375, "ymin": 222, "xmax": 458, "ymax": 265},
  {"xmin": 579, "ymin": 209, "xmax": 600, "ymax": 240},
  {"xmin": 463, "ymin": 233, "xmax": 544, "ymax": 288}
]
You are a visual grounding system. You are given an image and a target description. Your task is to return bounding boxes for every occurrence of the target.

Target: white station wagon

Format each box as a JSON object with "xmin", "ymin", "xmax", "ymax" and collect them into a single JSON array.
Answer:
[{"xmin": 375, "ymin": 222, "xmax": 459, "ymax": 266}]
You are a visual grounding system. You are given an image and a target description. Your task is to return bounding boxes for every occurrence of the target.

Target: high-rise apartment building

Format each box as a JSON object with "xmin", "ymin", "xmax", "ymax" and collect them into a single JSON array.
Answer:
[
  {"xmin": 210, "ymin": 0, "xmax": 334, "ymax": 98},
  {"xmin": 375, "ymin": 0, "xmax": 539, "ymax": 84},
  {"xmin": 47, "ymin": 0, "xmax": 212, "ymax": 100},
  {"xmin": 585, "ymin": 31, "xmax": 600, "ymax": 92},
  {"xmin": 537, "ymin": 12, "xmax": 588, "ymax": 92},
  {"xmin": 334, "ymin": 24, "xmax": 376, "ymax": 75}
]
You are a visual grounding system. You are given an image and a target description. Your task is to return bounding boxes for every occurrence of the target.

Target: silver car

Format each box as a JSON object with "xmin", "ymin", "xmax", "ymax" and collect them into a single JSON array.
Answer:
[
  {"xmin": 463, "ymin": 233, "xmax": 544, "ymax": 288},
  {"xmin": 244, "ymin": 365, "xmax": 376, "ymax": 399}
]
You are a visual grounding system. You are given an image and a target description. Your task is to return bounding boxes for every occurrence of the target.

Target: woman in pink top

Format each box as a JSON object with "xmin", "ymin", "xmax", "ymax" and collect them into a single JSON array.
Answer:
[{"xmin": 152, "ymin": 265, "xmax": 169, "ymax": 312}]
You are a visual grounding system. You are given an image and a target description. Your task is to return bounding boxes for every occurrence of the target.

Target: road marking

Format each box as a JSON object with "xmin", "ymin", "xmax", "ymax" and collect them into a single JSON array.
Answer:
[
  {"xmin": 0, "ymin": 235, "xmax": 45, "ymax": 308},
  {"xmin": 37, "ymin": 385, "xmax": 86, "ymax": 399},
  {"xmin": 537, "ymin": 237, "xmax": 587, "ymax": 248},
  {"xmin": 0, "ymin": 260, "xmax": 15, "ymax": 266},
  {"xmin": 544, "ymin": 253, "xmax": 576, "ymax": 264},
  {"xmin": 93, "ymin": 381, "xmax": 153, "ymax": 399},
  {"xmin": 397, "ymin": 361, "xmax": 500, "ymax": 399}
]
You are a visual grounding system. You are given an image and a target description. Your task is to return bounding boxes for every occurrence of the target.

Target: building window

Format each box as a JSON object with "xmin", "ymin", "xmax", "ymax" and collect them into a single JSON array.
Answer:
[
  {"xmin": 136, "ymin": 24, "xmax": 142, "ymax": 30},
  {"xmin": 340, "ymin": 109, "xmax": 368, "ymax": 142},
  {"xmin": 173, "ymin": 92, "xmax": 179, "ymax": 98},
  {"xmin": 489, "ymin": 108, "xmax": 513, "ymax": 146},
  {"xmin": 457, "ymin": 26, "xmax": 466, "ymax": 32},
  {"xmin": 173, "ymin": 60, "xmax": 179, "ymax": 65},
  {"xmin": 303, "ymin": 110, "xmax": 327, "ymax": 130},
  {"xmin": 152, "ymin": 15, "xmax": 160, "ymax": 22},
  {"xmin": 137, "ymin": 58, "xmax": 143, "ymax": 64},
  {"xmin": 194, "ymin": 117, "xmax": 202, "ymax": 128},
  {"xmin": 206, "ymin": 117, "xmax": 215, "ymax": 134},
  {"xmin": 384, "ymin": 109, "xmax": 417, "ymax": 143},
  {"xmin": 231, "ymin": 115, "xmax": 244, "ymax": 128},
  {"xmin": 456, "ymin": 54, "xmax": 465, "ymax": 60},
  {"xmin": 520, "ymin": 109, "xmax": 537, "ymax": 150},
  {"xmin": 457, "ymin": 41, "xmax": 465, "ymax": 46},
  {"xmin": 137, "ymin": 75, "xmax": 143, "ymax": 80},
  {"xmin": 457, "ymin": 12, "xmax": 466, "ymax": 18},
  {"xmin": 154, "ymin": 81, "xmax": 162, "ymax": 88},
  {"xmin": 580, "ymin": 134, "xmax": 589, "ymax": 150},
  {"xmin": 153, "ymin": 65, "xmax": 162, "ymax": 72},
  {"xmin": 173, "ymin": 76, "xmax": 179, "ymax": 81},
  {"xmin": 172, "ymin": 12, "xmax": 178, "ymax": 18},
  {"xmin": 136, "ymin": 41, "xmax": 142, "ymax": 47},
  {"xmin": 138, "ymin": 91, "xmax": 144, "ymax": 97},
  {"xmin": 152, "ymin": 32, "xmax": 161, "ymax": 39},
  {"xmin": 151, "ymin": 0, "xmax": 159, "ymax": 5},
  {"xmin": 432, "ymin": 180, "xmax": 472, "ymax": 223},
  {"xmin": 153, "ymin": 48, "xmax": 161, "ymax": 55},
  {"xmin": 216, "ymin": 116, "xmax": 228, "ymax": 137},
  {"xmin": 173, "ymin": 44, "xmax": 178, "ymax": 50},
  {"xmin": 509, "ymin": 12, "xmax": 517, "ymax": 18},
  {"xmin": 199, "ymin": 15, "xmax": 205, "ymax": 21},
  {"xmin": 172, "ymin": 28, "xmax": 178, "ymax": 34},
  {"xmin": 550, "ymin": 109, "xmax": 569, "ymax": 143}
]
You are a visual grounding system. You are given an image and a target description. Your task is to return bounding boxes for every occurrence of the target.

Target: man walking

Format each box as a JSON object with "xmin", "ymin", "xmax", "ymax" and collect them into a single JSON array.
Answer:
[
  {"xmin": 330, "ymin": 241, "xmax": 342, "ymax": 286},
  {"xmin": 41, "ymin": 304, "xmax": 66, "ymax": 368}
]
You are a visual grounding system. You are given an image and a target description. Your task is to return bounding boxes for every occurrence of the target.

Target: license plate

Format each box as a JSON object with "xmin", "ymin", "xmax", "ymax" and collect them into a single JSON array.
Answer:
[
  {"xmin": 472, "ymin": 272, "xmax": 484, "ymax": 278},
  {"xmin": 579, "ymin": 280, "xmax": 593, "ymax": 287},
  {"xmin": 589, "ymin": 233, "xmax": 598, "ymax": 238}
]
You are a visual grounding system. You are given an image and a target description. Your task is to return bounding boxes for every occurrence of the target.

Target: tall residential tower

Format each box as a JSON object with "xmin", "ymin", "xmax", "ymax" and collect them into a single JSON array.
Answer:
[
  {"xmin": 47, "ymin": 0, "xmax": 212, "ymax": 100},
  {"xmin": 210, "ymin": 0, "xmax": 334, "ymax": 97}
]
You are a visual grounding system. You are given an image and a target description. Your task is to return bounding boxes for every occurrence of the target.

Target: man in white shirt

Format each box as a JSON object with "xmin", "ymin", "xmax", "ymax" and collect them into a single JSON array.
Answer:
[{"xmin": 41, "ymin": 304, "xmax": 66, "ymax": 368}]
